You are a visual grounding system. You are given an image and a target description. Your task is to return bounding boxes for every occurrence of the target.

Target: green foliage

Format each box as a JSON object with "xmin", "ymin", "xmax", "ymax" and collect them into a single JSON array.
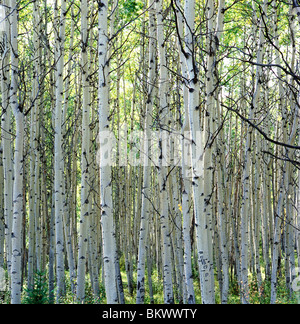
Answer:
[
  {"xmin": 0, "ymin": 268, "xmax": 10, "ymax": 306},
  {"xmin": 59, "ymin": 272, "xmax": 106, "ymax": 304},
  {"xmin": 19, "ymin": 264, "xmax": 298, "ymax": 304},
  {"xmin": 0, "ymin": 291, "xmax": 10, "ymax": 305},
  {"xmin": 227, "ymin": 275, "xmax": 298, "ymax": 305},
  {"xmin": 83, "ymin": 280, "xmax": 105, "ymax": 305},
  {"xmin": 120, "ymin": 0, "xmax": 144, "ymax": 22},
  {"xmin": 23, "ymin": 271, "xmax": 49, "ymax": 305}
]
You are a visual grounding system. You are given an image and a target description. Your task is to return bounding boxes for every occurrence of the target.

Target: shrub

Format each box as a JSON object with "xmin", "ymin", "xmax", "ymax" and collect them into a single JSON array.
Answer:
[{"xmin": 24, "ymin": 271, "xmax": 49, "ymax": 304}]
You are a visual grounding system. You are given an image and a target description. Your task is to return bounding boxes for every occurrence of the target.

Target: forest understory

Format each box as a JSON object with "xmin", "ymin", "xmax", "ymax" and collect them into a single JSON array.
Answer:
[
  {"xmin": 0, "ymin": 258, "xmax": 299, "ymax": 304},
  {"xmin": 1, "ymin": 0, "xmax": 300, "ymax": 305}
]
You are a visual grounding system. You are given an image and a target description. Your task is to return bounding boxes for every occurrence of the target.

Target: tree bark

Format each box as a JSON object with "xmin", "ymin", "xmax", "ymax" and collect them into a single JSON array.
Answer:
[{"xmin": 98, "ymin": 0, "xmax": 118, "ymax": 304}]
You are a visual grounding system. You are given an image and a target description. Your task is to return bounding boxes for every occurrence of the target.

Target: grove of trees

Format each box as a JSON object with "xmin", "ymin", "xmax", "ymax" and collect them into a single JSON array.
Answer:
[{"xmin": 0, "ymin": 0, "xmax": 300, "ymax": 304}]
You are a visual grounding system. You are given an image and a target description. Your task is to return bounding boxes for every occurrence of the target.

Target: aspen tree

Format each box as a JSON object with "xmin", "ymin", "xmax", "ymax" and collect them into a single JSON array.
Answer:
[
  {"xmin": 292, "ymin": 0, "xmax": 300, "ymax": 290},
  {"xmin": 136, "ymin": 1, "xmax": 156, "ymax": 304},
  {"xmin": 170, "ymin": 159, "xmax": 184, "ymax": 303},
  {"xmin": 298, "ymin": 141, "xmax": 300, "ymax": 267},
  {"xmin": 270, "ymin": 0, "xmax": 300, "ymax": 303},
  {"xmin": 273, "ymin": 6, "xmax": 292, "ymax": 293},
  {"xmin": 62, "ymin": 5, "xmax": 76, "ymax": 293},
  {"xmin": 77, "ymin": 0, "xmax": 90, "ymax": 303},
  {"xmin": 251, "ymin": 132, "xmax": 262, "ymax": 289},
  {"xmin": 0, "ymin": 4, "xmax": 5, "ymax": 271},
  {"xmin": 28, "ymin": 0, "xmax": 43, "ymax": 288},
  {"xmin": 216, "ymin": 97, "xmax": 230, "ymax": 304},
  {"xmin": 285, "ymin": 168, "xmax": 295, "ymax": 295},
  {"xmin": 212, "ymin": 0, "xmax": 228, "ymax": 304},
  {"xmin": 298, "ymin": 151, "xmax": 300, "ymax": 266},
  {"xmin": 28, "ymin": 90, "xmax": 36, "ymax": 289},
  {"xmin": 10, "ymin": 0, "xmax": 25, "ymax": 304},
  {"xmin": 261, "ymin": 50, "xmax": 272, "ymax": 280},
  {"xmin": 270, "ymin": 115, "xmax": 298, "ymax": 303},
  {"xmin": 156, "ymin": 0, "xmax": 174, "ymax": 304},
  {"xmin": 0, "ymin": 150, "xmax": 3, "ymax": 269},
  {"xmin": 70, "ymin": 69, "xmax": 80, "ymax": 268},
  {"xmin": 88, "ymin": 75, "xmax": 101, "ymax": 298},
  {"xmin": 172, "ymin": 0, "xmax": 196, "ymax": 303},
  {"xmin": 28, "ymin": 54, "xmax": 35, "ymax": 291},
  {"xmin": 53, "ymin": 0, "xmax": 67, "ymax": 302},
  {"xmin": 44, "ymin": 1, "xmax": 57, "ymax": 302},
  {"xmin": 201, "ymin": 0, "xmax": 217, "ymax": 303},
  {"xmin": 98, "ymin": 0, "xmax": 118, "ymax": 304},
  {"xmin": 0, "ymin": 0, "xmax": 13, "ymax": 283},
  {"xmin": 180, "ymin": 0, "xmax": 216, "ymax": 304},
  {"xmin": 238, "ymin": 0, "xmax": 267, "ymax": 304}
]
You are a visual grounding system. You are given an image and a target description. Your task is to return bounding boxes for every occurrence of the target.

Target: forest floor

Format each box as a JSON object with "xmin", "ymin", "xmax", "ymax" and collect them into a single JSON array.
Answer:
[
  {"xmin": 0, "ymin": 258, "xmax": 298, "ymax": 304},
  {"xmin": 118, "ymin": 267, "xmax": 299, "ymax": 305}
]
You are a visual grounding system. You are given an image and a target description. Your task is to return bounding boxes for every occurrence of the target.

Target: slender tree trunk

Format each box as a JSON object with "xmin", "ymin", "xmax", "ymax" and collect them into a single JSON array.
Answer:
[
  {"xmin": 270, "ymin": 0, "xmax": 300, "ymax": 304},
  {"xmin": 136, "ymin": 2, "xmax": 156, "ymax": 304},
  {"xmin": 173, "ymin": 0, "xmax": 196, "ymax": 304},
  {"xmin": 156, "ymin": 0, "xmax": 174, "ymax": 304},
  {"xmin": 77, "ymin": 0, "xmax": 91, "ymax": 303},
  {"xmin": 54, "ymin": 0, "xmax": 67, "ymax": 302},
  {"xmin": 1, "ymin": 0, "xmax": 13, "ymax": 286},
  {"xmin": 10, "ymin": 0, "xmax": 24, "ymax": 304},
  {"xmin": 98, "ymin": 0, "xmax": 118, "ymax": 304},
  {"xmin": 0, "ymin": 148, "xmax": 4, "ymax": 269}
]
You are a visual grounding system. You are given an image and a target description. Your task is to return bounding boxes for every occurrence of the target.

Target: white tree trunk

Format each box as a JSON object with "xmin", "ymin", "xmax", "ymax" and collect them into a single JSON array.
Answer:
[
  {"xmin": 10, "ymin": 0, "xmax": 24, "ymax": 304},
  {"xmin": 0, "ymin": 149, "xmax": 4, "ymax": 269},
  {"xmin": 136, "ymin": 2, "xmax": 156, "ymax": 304},
  {"xmin": 181, "ymin": 0, "xmax": 215, "ymax": 304},
  {"xmin": 0, "ymin": 0, "xmax": 13, "ymax": 285},
  {"xmin": 77, "ymin": 0, "xmax": 90, "ymax": 303},
  {"xmin": 54, "ymin": 0, "xmax": 67, "ymax": 302},
  {"xmin": 173, "ymin": 0, "xmax": 196, "ymax": 304},
  {"xmin": 156, "ymin": 0, "xmax": 174, "ymax": 304},
  {"xmin": 98, "ymin": 0, "xmax": 118, "ymax": 304}
]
